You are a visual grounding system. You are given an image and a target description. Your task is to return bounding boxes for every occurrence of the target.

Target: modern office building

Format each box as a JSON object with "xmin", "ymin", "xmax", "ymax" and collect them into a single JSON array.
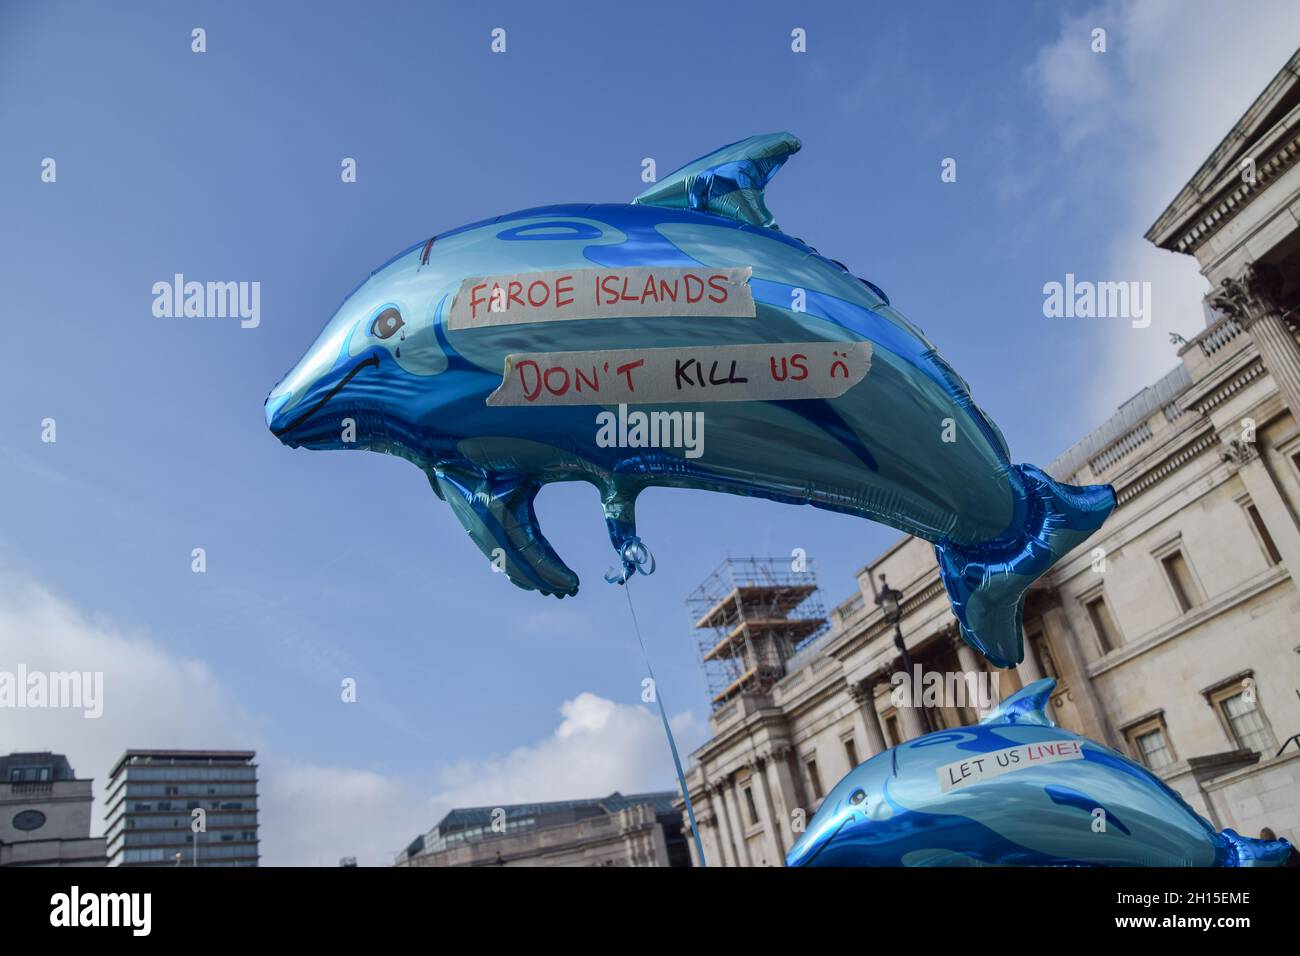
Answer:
[
  {"xmin": 104, "ymin": 750, "xmax": 259, "ymax": 867},
  {"xmin": 676, "ymin": 48, "xmax": 1300, "ymax": 866},
  {"xmin": 396, "ymin": 791, "xmax": 691, "ymax": 867},
  {"xmin": 0, "ymin": 752, "xmax": 107, "ymax": 866}
]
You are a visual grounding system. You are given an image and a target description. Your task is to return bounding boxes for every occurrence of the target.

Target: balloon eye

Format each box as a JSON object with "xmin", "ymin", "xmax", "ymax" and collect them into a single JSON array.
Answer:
[
  {"xmin": 371, "ymin": 308, "xmax": 404, "ymax": 340},
  {"xmin": 850, "ymin": 789, "xmax": 866, "ymax": 805}
]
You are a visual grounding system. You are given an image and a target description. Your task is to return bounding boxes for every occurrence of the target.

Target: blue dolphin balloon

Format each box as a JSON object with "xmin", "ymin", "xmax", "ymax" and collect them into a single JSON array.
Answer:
[
  {"xmin": 265, "ymin": 133, "xmax": 1116, "ymax": 666},
  {"xmin": 785, "ymin": 679, "xmax": 1293, "ymax": 867}
]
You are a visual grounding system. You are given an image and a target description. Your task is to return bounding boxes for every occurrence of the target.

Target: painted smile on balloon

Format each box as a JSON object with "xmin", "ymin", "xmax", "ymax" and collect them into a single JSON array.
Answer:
[{"xmin": 270, "ymin": 354, "xmax": 379, "ymax": 438}]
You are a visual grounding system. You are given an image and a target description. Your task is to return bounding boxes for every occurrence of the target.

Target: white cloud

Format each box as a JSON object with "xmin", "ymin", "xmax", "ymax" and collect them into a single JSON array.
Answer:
[
  {"xmin": 260, "ymin": 693, "xmax": 703, "ymax": 867},
  {"xmin": 257, "ymin": 762, "xmax": 428, "ymax": 867},
  {"xmin": 0, "ymin": 572, "xmax": 699, "ymax": 865},
  {"xmin": 427, "ymin": 691, "xmax": 703, "ymax": 818},
  {"xmin": 0, "ymin": 570, "xmax": 431, "ymax": 866},
  {"xmin": 0, "ymin": 570, "xmax": 252, "ymax": 800},
  {"xmin": 1029, "ymin": 0, "xmax": 1299, "ymax": 418}
]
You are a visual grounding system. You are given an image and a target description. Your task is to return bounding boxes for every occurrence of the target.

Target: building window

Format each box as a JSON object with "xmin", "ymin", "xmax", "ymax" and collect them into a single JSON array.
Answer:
[
  {"xmin": 883, "ymin": 712, "xmax": 902, "ymax": 747},
  {"xmin": 843, "ymin": 737, "xmax": 859, "ymax": 769},
  {"xmin": 805, "ymin": 757, "xmax": 823, "ymax": 801},
  {"xmin": 1135, "ymin": 729, "xmax": 1174, "ymax": 769},
  {"xmin": 8, "ymin": 766, "xmax": 52, "ymax": 782},
  {"xmin": 1243, "ymin": 502, "xmax": 1282, "ymax": 566},
  {"xmin": 1208, "ymin": 678, "xmax": 1276, "ymax": 754},
  {"xmin": 1084, "ymin": 594, "xmax": 1120, "ymax": 653},
  {"xmin": 1125, "ymin": 716, "xmax": 1175, "ymax": 771},
  {"xmin": 742, "ymin": 785, "xmax": 759, "ymax": 826},
  {"xmin": 1160, "ymin": 550, "xmax": 1200, "ymax": 613}
]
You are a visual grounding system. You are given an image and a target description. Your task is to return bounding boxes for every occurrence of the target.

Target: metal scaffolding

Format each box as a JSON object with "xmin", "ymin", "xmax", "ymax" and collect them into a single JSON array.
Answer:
[{"xmin": 687, "ymin": 557, "xmax": 829, "ymax": 710}]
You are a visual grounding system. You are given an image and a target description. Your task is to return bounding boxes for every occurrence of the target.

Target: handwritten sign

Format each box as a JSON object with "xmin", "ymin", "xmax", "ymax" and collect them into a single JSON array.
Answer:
[
  {"xmin": 485, "ymin": 342, "xmax": 871, "ymax": 407},
  {"xmin": 448, "ymin": 267, "xmax": 755, "ymax": 330},
  {"xmin": 937, "ymin": 741, "xmax": 1085, "ymax": 793}
]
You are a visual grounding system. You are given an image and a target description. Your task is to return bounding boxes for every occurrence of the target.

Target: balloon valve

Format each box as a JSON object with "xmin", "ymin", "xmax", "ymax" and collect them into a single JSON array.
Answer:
[{"xmin": 604, "ymin": 536, "xmax": 656, "ymax": 585}]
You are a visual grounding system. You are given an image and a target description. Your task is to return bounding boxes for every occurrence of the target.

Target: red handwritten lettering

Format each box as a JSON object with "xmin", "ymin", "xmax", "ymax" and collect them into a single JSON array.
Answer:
[
  {"xmin": 707, "ymin": 274, "xmax": 729, "ymax": 303},
  {"xmin": 516, "ymin": 360, "xmax": 542, "ymax": 401},
  {"xmin": 542, "ymin": 365, "xmax": 570, "ymax": 396},
  {"xmin": 615, "ymin": 359, "xmax": 645, "ymax": 391},
  {"xmin": 469, "ymin": 282, "xmax": 488, "ymax": 319},
  {"xmin": 555, "ymin": 275, "xmax": 574, "ymax": 308},
  {"xmin": 683, "ymin": 274, "xmax": 704, "ymax": 303}
]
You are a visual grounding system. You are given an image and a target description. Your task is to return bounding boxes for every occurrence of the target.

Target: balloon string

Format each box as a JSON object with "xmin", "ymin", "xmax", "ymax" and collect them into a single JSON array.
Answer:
[{"xmin": 623, "ymin": 579, "xmax": 707, "ymax": 867}]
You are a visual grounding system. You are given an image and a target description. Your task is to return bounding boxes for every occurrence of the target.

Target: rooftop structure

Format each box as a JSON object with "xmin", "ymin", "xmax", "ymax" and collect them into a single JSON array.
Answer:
[{"xmin": 688, "ymin": 557, "xmax": 829, "ymax": 709}]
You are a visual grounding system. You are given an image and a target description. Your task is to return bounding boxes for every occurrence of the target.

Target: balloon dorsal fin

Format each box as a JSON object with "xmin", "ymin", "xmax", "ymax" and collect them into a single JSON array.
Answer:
[
  {"xmin": 980, "ymin": 678, "xmax": 1058, "ymax": 727},
  {"xmin": 633, "ymin": 132, "xmax": 801, "ymax": 229}
]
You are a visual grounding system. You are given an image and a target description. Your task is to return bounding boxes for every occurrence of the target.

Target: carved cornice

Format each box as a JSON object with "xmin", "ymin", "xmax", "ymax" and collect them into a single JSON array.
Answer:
[
  {"xmin": 1166, "ymin": 131, "xmax": 1300, "ymax": 256},
  {"xmin": 835, "ymin": 578, "xmax": 948, "ymax": 656},
  {"xmin": 1113, "ymin": 427, "xmax": 1220, "ymax": 507},
  {"xmin": 1186, "ymin": 357, "xmax": 1268, "ymax": 417}
]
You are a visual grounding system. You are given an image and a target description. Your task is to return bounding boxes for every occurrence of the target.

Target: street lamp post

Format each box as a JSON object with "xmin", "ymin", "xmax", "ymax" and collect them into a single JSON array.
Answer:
[{"xmin": 875, "ymin": 574, "xmax": 931, "ymax": 734}]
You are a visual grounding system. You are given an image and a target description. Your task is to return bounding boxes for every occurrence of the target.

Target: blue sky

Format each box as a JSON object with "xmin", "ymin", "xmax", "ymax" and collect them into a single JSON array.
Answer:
[{"xmin": 2, "ymin": 1, "xmax": 1296, "ymax": 864}]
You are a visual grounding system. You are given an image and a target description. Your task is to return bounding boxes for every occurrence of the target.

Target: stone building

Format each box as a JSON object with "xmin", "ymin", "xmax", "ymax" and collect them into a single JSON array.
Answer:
[
  {"xmin": 0, "ymin": 752, "xmax": 107, "ymax": 867},
  {"xmin": 396, "ymin": 791, "xmax": 691, "ymax": 867},
  {"xmin": 677, "ymin": 48, "xmax": 1300, "ymax": 867},
  {"xmin": 104, "ymin": 750, "xmax": 259, "ymax": 866}
]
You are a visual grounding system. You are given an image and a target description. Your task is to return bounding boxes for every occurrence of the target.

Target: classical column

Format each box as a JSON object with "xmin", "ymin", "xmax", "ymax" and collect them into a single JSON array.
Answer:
[
  {"xmin": 722, "ymin": 781, "xmax": 752, "ymax": 867},
  {"xmin": 895, "ymin": 663, "xmax": 927, "ymax": 740},
  {"xmin": 1210, "ymin": 262, "xmax": 1300, "ymax": 416},
  {"xmin": 1016, "ymin": 638, "xmax": 1044, "ymax": 685},
  {"xmin": 701, "ymin": 812, "xmax": 724, "ymax": 868},
  {"xmin": 765, "ymin": 746, "xmax": 800, "ymax": 852},
  {"xmin": 953, "ymin": 635, "xmax": 989, "ymax": 719},
  {"xmin": 848, "ymin": 680, "xmax": 887, "ymax": 756},
  {"xmin": 750, "ymin": 757, "xmax": 784, "ymax": 864},
  {"xmin": 708, "ymin": 785, "xmax": 738, "ymax": 867},
  {"xmin": 1039, "ymin": 603, "xmax": 1118, "ymax": 748}
]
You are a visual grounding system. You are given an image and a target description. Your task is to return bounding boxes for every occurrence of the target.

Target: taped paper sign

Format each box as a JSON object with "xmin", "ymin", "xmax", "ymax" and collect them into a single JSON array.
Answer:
[
  {"xmin": 448, "ymin": 267, "xmax": 755, "ymax": 330},
  {"xmin": 486, "ymin": 342, "xmax": 872, "ymax": 407},
  {"xmin": 937, "ymin": 740, "xmax": 1084, "ymax": 793}
]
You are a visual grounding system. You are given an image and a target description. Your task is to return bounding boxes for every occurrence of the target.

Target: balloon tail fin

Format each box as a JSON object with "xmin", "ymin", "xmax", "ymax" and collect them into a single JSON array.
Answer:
[
  {"xmin": 935, "ymin": 464, "xmax": 1115, "ymax": 668},
  {"xmin": 1222, "ymin": 828, "xmax": 1293, "ymax": 866}
]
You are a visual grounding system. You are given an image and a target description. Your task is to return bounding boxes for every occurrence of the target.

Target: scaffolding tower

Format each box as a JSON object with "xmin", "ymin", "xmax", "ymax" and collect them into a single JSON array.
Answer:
[{"xmin": 687, "ymin": 557, "xmax": 829, "ymax": 710}]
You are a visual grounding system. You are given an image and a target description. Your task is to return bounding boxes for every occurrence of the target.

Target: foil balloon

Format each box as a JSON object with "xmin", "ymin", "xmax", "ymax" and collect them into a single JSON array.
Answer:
[
  {"xmin": 785, "ymin": 679, "xmax": 1294, "ymax": 867},
  {"xmin": 265, "ymin": 132, "xmax": 1115, "ymax": 667}
]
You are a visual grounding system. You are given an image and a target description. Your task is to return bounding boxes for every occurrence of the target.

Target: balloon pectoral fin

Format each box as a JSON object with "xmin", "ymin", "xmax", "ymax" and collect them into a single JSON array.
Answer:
[
  {"xmin": 424, "ymin": 470, "xmax": 446, "ymax": 500},
  {"xmin": 601, "ymin": 486, "xmax": 654, "ymax": 583},
  {"xmin": 433, "ymin": 467, "xmax": 579, "ymax": 598},
  {"xmin": 602, "ymin": 488, "xmax": 638, "ymax": 554}
]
